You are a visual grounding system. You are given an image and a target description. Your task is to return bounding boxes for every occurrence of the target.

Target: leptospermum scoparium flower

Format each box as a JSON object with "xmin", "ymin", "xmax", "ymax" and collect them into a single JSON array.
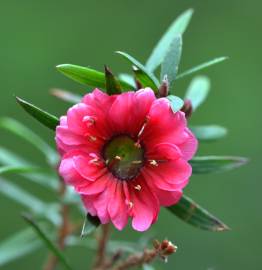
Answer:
[{"xmin": 56, "ymin": 88, "xmax": 198, "ymax": 231}]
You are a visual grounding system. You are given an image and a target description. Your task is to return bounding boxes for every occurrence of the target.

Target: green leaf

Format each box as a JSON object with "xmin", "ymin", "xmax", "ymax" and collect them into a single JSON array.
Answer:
[
  {"xmin": 0, "ymin": 228, "xmax": 42, "ymax": 267},
  {"xmin": 115, "ymin": 51, "xmax": 159, "ymax": 91},
  {"xmin": 143, "ymin": 264, "xmax": 155, "ymax": 270},
  {"xmin": 190, "ymin": 125, "xmax": 227, "ymax": 141},
  {"xmin": 160, "ymin": 35, "xmax": 183, "ymax": 90},
  {"xmin": 168, "ymin": 195, "xmax": 229, "ymax": 231},
  {"xmin": 56, "ymin": 64, "xmax": 134, "ymax": 90},
  {"xmin": 190, "ymin": 156, "xmax": 248, "ymax": 174},
  {"xmin": 184, "ymin": 76, "xmax": 210, "ymax": 110},
  {"xmin": 146, "ymin": 9, "xmax": 193, "ymax": 71},
  {"xmin": 176, "ymin": 57, "xmax": 228, "ymax": 79},
  {"xmin": 50, "ymin": 88, "xmax": 82, "ymax": 104},
  {"xmin": 104, "ymin": 66, "xmax": 122, "ymax": 95},
  {"xmin": 118, "ymin": 73, "xmax": 136, "ymax": 88},
  {"xmin": 0, "ymin": 177, "xmax": 60, "ymax": 225},
  {"xmin": 22, "ymin": 214, "xmax": 73, "ymax": 270},
  {"xmin": 81, "ymin": 214, "xmax": 100, "ymax": 237},
  {"xmin": 16, "ymin": 97, "xmax": 59, "ymax": 131},
  {"xmin": 0, "ymin": 147, "xmax": 58, "ymax": 190},
  {"xmin": 0, "ymin": 117, "xmax": 58, "ymax": 165},
  {"xmin": 0, "ymin": 166, "xmax": 43, "ymax": 175},
  {"xmin": 166, "ymin": 95, "xmax": 184, "ymax": 113}
]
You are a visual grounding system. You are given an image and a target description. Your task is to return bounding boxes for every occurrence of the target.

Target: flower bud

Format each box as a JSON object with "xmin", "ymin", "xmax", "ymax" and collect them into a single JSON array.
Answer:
[{"xmin": 181, "ymin": 99, "xmax": 193, "ymax": 118}]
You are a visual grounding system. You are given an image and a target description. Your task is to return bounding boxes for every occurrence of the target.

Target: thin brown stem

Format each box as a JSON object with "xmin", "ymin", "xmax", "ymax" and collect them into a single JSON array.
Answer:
[
  {"xmin": 43, "ymin": 178, "xmax": 70, "ymax": 270},
  {"xmin": 111, "ymin": 249, "xmax": 158, "ymax": 270},
  {"xmin": 93, "ymin": 224, "xmax": 110, "ymax": 269}
]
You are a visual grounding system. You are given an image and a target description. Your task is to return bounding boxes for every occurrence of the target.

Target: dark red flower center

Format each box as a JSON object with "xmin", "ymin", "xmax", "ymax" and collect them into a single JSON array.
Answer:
[{"xmin": 103, "ymin": 135, "xmax": 144, "ymax": 181}]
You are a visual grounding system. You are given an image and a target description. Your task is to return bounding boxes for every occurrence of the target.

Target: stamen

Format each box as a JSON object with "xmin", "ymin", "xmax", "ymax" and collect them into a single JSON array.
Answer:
[
  {"xmin": 134, "ymin": 141, "xmax": 141, "ymax": 148},
  {"xmin": 149, "ymin": 160, "xmax": 158, "ymax": 166},
  {"xmin": 89, "ymin": 135, "xmax": 97, "ymax": 142},
  {"xmin": 83, "ymin": 116, "xmax": 96, "ymax": 126},
  {"xmin": 137, "ymin": 116, "xmax": 150, "ymax": 138},
  {"xmin": 134, "ymin": 184, "xmax": 141, "ymax": 191},
  {"xmin": 132, "ymin": 160, "xmax": 142, "ymax": 164},
  {"xmin": 115, "ymin": 155, "xmax": 122, "ymax": 161},
  {"xmin": 127, "ymin": 201, "xmax": 134, "ymax": 209},
  {"xmin": 89, "ymin": 153, "xmax": 100, "ymax": 165}
]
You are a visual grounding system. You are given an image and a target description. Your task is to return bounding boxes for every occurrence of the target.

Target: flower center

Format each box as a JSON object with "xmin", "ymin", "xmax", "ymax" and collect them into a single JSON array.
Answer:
[{"xmin": 103, "ymin": 135, "xmax": 144, "ymax": 181}]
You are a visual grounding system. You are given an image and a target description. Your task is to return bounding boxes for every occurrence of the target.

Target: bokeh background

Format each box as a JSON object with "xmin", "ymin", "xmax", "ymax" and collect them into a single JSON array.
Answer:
[{"xmin": 0, "ymin": 0, "xmax": 261, "ymax": 269}]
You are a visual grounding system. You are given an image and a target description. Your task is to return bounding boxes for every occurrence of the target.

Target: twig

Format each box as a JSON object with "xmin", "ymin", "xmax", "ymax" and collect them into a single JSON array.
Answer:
[
  {"xmin": 93, "ymin": 223, "xmax": 110, "ymax": 269},
  {"xmin": 43, "ymin": 178, "xmax": 70, "ymax": 270},
  {"xmin": 112, "ymin": 239, "xmax": 177, "ymax": 270}
]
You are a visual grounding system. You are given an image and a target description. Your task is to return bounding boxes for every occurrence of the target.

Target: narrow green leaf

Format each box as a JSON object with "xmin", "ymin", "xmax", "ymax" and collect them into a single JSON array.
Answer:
[
  {"xmin": 0, "ymin": 147, "xmax": 58, "ymax": 190},
  {"xmin": 16, "ymin": 97, "xmax": 59, "ymax": 131},
  {"xmin": 168, "ymin": 195, "xmax": 229, "ymax": 231},
  {"xmin": 115, "ymin": 51, "xmax": 159, "ymax": 91},
  {"xmin": 166, "ymin": 95, "xmax": 184, "ymax": 113},
  {"xmin": 50, "ymin": 88, "xmax": 82, "ymax": 104},
  {"xmin": 0, "ymin": 228, "xmax": 42, "ymax": 267},
  {"xmin": 0, "ymin": 177, "xmax": 60, "ymax": 225},
  {"xmin": 146, "ymin": 9, "xmax": 193, "ymax": 71},
  {"xmin": 118, "ymin": 73, "xmax": 136, "ymax": 88},
  {"xmin": 184, "ymin": 76, "xmax": 210, "ymax": 110},
  {"xmin": 81, "ymin": 214, "xmax": 100, "ymax": 237},
  {"xmin": 22, "ymin": 214, "xmax": 73, "ymax": 270},
  {"xmin": 190, "ymin": 156, "xmax": 248, "ymax": 174},
  {"xmin": 0, "ymin": 117, "xmax": 58, "ymax": 165},
  {"xmin": 143, "ymin": 264, "xmax": 155, "ymax": 270},
  {"xmin": 104, "ymin": 66, "xmax": 122, "ymax": 95},
  {"xmin": 56, "ymin": 64, "xmax": 134, "ymax": 90},
  {"xmin": 161, "ymin": 35, "xmax": 182, "ymax": 90},
  {"xmin": 0, "ymin": 166, "xmax": 43, "ymax": 175},
  {"xmin": 132, "ymin": 67, "xmax": 156, "ymax": 90},
  {"xmin": 191, "ymin": 125, "xmax": 227, "ymax": 141},
  {"xmin": 176, "ymin": 57, "xmax": 228, "ymax": 79}
]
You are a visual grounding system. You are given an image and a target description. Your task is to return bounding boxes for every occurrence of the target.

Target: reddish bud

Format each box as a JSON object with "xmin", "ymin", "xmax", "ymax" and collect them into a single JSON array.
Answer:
[
  {"xmin": 158, "ymin": 75, "xmax": 169, "ymax": 97},
  {"xmin": 181, "ymin": 99, "xmax": 193, "ymax": 118}
]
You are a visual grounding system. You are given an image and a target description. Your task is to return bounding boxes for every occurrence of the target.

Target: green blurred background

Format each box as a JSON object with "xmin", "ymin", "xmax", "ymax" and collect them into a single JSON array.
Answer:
[{"xmin": 0, "ymin": 0, "xmax": 261, "ymax": 269}]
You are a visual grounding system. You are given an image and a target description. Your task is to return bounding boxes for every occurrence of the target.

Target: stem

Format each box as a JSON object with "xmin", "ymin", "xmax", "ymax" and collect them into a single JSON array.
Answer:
[
  {"xmin": 93, "ymin": 224, "xmax": 110, "ymax": 269},
  {"xmin": 111, "ymin": 249, "xmax": 158, "ymax": 270},
  {"xmin": 43, "ymin": 178, "xmax": 70, "ymax": 270}
]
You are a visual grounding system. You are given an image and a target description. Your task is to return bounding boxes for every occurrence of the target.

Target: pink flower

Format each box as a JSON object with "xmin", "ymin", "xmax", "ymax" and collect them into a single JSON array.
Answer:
[{"xmin": 56, "ymin": 88, "xmax": 198, "ymax": 231}]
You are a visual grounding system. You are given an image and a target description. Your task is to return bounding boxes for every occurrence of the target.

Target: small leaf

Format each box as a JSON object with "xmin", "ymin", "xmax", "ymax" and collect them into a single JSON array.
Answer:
[
  {"xmin": 22, "ymin": 214, "xmax": 73, "ymax": 270},
  {"xmin": 56, "ymin": 64, "xmax": 134, "ymax": 90},
  {"xmin": 160, "ymin": 35, "xmax": 183, "ymax": 90},
  {"xmin": 0, "ymin": 177, "xmax": 60, "ymax": 225},
  {"xmin": 0, "ymin": 228, "xmax": 42, "ymax": 267},
  {"xmin": 146, "ymin": 9, "xmax": 194, "ymax": 71},
  {"xmin": 118, "ymin": 73, "xmax": 136, "ymax": 88},
  {"xmin": 115, "ymin": 51, "xmax": 159, "ymax": 91},
  {"xmin": 176, "ymin": 57, "xmax": 228, "ymax": 79},
  {"xmin": 16, "ymin": 97, "xmax": 59, "ymax": 131},
  {"xmin": 81, "ymin": 213, "xmax": 100, "ymax": 237},
  {"xmin": 0, "ymin": 147, "xmax": 58, "ymax": 190},
  {"xmin": 50, "ymin": 88, "xmax": 82, "ymax": 104},
  {"xmin": 132, "ymin": 67, "xmax": 156, "ymax": 90},
  {"xmin": 184, "ymin": 76, "xmax": 210, "ymax": 110},
  {"xmin": 166, "ymin": 95, "xmax": 184, "ymax": 113},
  {"xmin": 191, "ymin": 125, "xmax": 227, "ymax": 141},
  {"xmin": 0, "ymin": 166, "xmax": 43, "ymax": 175},
  {"xmin": 0, "ymin": 117, "xmax": 58, "ymax": 165},
  {"xmin": 104, "ymin": 66, "xmax": 122, "ymax": 95},
  {"xmin": 168, "ymin": 195, "xmax": 229, "ymax": 231},
  {"xmin": 190, "ymin": 156, "xmax": 248, "ymax": 174}
]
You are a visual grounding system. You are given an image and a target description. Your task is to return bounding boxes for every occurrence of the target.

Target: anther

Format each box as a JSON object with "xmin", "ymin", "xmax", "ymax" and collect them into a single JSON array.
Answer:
[
  {"xmin": 83, "ymin": 116, "xmax": 96, "ymax": 126},
  {"xmin": 89, "ymin": 135, "xmax": 97, "ymax": 142},
  {"xmin": 127, "ymin": 201, "xmax": 134, "ymax": 210},
  {"xmin": 150, "ymin": 160, "xmax": 158, "ymax": 166},
  {"xmin": 115, "ymin": 155, "xmax": 122, "ymax": 160},
  {"xmin": 134, "ymin": 184, "xmax": 141, "ymax": 191},
  {"xmin": 132, "ymin": 160, "xmax": 142, "ymax": 164}
]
